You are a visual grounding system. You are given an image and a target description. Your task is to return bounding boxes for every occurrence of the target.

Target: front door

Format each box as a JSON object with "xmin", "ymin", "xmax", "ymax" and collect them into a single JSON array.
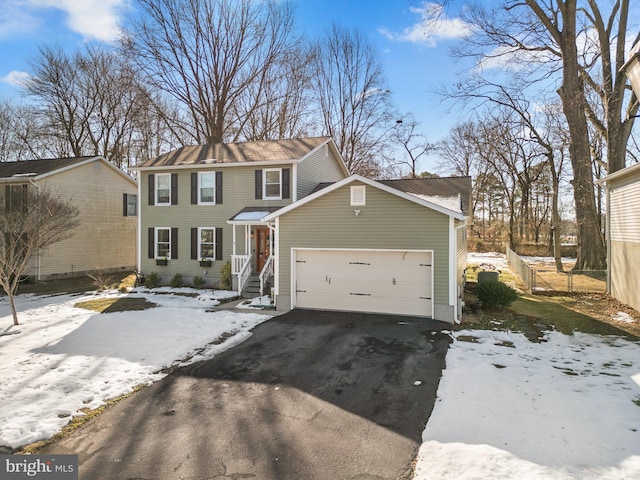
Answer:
[{"xmin": 255, "ymin": 227, "xmax": 270, "ymax": 273}]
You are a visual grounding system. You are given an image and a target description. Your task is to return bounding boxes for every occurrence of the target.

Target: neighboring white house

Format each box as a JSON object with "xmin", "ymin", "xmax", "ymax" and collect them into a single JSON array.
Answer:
[
  {"xmin": 0, "ymin": 156, "xmax": 138, "ymax": 280},
  {"xmin": 600, "ymin": 162, "xmax": 640, "ymax": 313}
]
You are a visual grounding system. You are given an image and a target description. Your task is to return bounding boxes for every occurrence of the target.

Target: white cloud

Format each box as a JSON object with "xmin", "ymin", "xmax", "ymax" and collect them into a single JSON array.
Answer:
[
  {"xmin": 380, "ymin": 2, "xmax": 473, "ymax": 47},
  {"xmin": 27, "ymin": 0, "xmax": 126, "ymax": 42},
  {"xmin": 0, "ymin": 1, "xmax": 41, "ymax": 38},
  {"xmin": 0, "ymin": 70, "xmax": 30, "ymax": 87}
]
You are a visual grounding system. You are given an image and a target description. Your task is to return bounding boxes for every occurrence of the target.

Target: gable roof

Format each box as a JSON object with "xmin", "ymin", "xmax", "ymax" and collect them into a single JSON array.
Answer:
[
  {"xmin": 0, "ymin": 157, "xmax": 95, "ymax": 179},
  {"xmin": 137, "ymin": 137, "xmax": 335, "ymax": 168},
  {"xmin": 0, "ymin": 156, "xmax": 137, "ymax": 186},
  {"xmin": 264, "ymin": 174, "xmax": 467, "ymax": 222},
  {"xmin": 312, "ymin": 176, "xmax": 472, "ymax": 215}
]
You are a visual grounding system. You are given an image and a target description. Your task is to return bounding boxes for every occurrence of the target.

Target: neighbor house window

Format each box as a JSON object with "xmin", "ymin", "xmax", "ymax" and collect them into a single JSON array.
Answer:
[
  {"xmin": 156, "ymin": 173, "xmax": 171, "ymax": 205},
  {"xmin": 123, "ymin": 193, "xmax": 137, "ymax": 216},
  {"xmin": 199, "ymin": 227, "xmax": 215, "ymax": 259},
  {"xmin": 351, "ymin": 185, "xmax": 366, "ymax": 206},
  {"xmin": 199, "ymin": 172, "xmax": 215, "ymax": 204},
  {"xmin": 5, "ymin": 184, "xmax": 28, "ymax": 213},
  {"xmin": 263, "ymin": 169, "xmax": 282, "ymax": 199},
  {"xmin": 156, "ymin": 227, "xmax": 171, "ymax": 258}
]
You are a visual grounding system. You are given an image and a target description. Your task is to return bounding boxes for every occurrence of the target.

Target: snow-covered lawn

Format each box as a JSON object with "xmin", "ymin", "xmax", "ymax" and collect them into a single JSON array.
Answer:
[
  {"xmin": 3, "ymin": 269, "xmax": 640, "ymax": 480},
  {"xmin": 0, "ymin": 288, "xmax": 271, "ymax": 449},
  {"xmin": 415, "ymin": 328, "xmax": 640, "ymax": 480}
]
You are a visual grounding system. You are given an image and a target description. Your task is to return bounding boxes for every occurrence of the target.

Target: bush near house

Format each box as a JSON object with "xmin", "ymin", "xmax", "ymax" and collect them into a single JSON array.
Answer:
[
  {"xmin": 144, "ymin": 272, "xmax": 160, "ymax": 289},
  {"xmin": 219, "ymin": 261, "xmax": 232, "ymax": 290},
  {"xmin": 477, "ymin": 280, "xmax": 519, "ymax": 308}
]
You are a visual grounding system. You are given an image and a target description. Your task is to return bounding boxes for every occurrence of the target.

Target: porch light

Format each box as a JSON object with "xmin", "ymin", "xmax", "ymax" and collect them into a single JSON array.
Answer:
[{"xmin": 622, "ymin": 40, "xmax": 640, "ymax": 99}]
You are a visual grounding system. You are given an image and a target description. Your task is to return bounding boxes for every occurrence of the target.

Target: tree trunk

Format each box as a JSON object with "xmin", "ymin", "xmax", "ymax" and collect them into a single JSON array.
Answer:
[
  {"xmin": 8, "ymin": 291, "xmax": 19, "ymax": 325},
  {"xmin": 555, "ymin": 1, "xmax": 606, "ymax": 271}
]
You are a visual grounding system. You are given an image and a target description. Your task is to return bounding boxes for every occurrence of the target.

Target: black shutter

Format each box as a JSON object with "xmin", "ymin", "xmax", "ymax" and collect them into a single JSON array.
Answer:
[
  {"xmin": 255, "ymin": 169, "xmax": 262, "ymax": 199},
  {"xmin": 171, "ymin": 227, "xmax": 178, "ymax": 259},
  {"xmin": 171, "ymin": 173, "xmax": 178, "ymax": 205},
  {"xmin": 215, "ymin": 171, "xmax": 223, "ymax": 204},
  {"xmin": 148, "ymin": 174, "xmax": 155, "ymax": 206},
  {"xmin": 5, "ymin": 186, "xmax": 10, "ymax": 212},
  {"xmin": 148, "ymin": 228, "xmax": 155, "ymax": 259},
  {"xmin": 123, "ymin": 193, "xmax": 128, "ymax": 216},
  {"xmin": 282, "ymin": 168, "xmax": 290, "ymax": 199},
  {"xmin": 215, "ymin": 227, "xmax": 223, "ymax": 260},
  {"xmin": 191, "ymin": 173, "xmax": 198, "ymax": 205},
  {"xmin": 191, "ymin": 228, "xmax": 198, "ymax": 260}
]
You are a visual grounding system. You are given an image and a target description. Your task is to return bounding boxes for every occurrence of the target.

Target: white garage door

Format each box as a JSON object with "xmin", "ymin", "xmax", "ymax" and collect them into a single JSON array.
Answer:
[{"xmin": 293, "ymin": 249, "xmax": 433, "ymax": 317}]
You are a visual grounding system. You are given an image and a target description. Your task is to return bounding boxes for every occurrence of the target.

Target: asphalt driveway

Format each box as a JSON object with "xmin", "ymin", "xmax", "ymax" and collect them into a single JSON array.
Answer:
[{"xmin": 41, "ymin": 309, "xmax": 452, "ymax": 480}]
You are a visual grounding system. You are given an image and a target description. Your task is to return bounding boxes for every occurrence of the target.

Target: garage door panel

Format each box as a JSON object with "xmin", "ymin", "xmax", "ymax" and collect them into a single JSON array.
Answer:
[{"xmin": 294, "ymin": 249, "xmax": 433, "ymax": 318}]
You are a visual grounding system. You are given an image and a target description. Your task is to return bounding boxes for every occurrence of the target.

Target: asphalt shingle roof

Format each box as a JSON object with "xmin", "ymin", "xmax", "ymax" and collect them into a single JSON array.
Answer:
[
  {"xmin": 312, "ymin": 176, "xmax": 473, "ymax": 215},
  {"xmin": 138, "ymin": 137, "xmax": 332, "ymax": 167}
]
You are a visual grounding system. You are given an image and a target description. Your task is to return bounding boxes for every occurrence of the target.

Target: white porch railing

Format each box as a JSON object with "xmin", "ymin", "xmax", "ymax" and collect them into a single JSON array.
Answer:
[
  {"xmin": 231, "ymin": 254, "xmax": 252, "ymax": 295},
  {"xmin": 259, "ymin": 255, "xmax": 274, "ymax": 296}
]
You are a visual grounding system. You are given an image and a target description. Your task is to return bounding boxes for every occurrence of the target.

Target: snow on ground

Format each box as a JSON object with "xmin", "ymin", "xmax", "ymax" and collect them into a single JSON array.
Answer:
[
  {"xmin": 237, "ymin": 295, "xmax": 273, "ymax": 309},
  {"xmin": 467, "ymin": 251, "xmax": 510, "ymax": 270},
  {"xmin": 414, "ymin": 329, "xmax": 640, "ymax": 480},
  {"xmin": 0, "ymin": 289, "xmax": 271, "ymax": 449}
]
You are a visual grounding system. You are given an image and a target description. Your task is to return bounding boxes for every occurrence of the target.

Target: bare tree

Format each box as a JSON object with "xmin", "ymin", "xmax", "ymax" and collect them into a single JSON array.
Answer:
[
  {"xmin": 444, "ymin": 0, "xmax": 629, "ymax": 270},
  {"xmin": 0, "ymin": 100, "xmax": 46, "ymax": 162},
  {"xmin": 310, "ymin": 24, "xmax": 394, "ymax": 176},
  {"xmin": 389, "ymin": 115, "xmax": 434, "ymax": 178},
  {"xmin": 23, "ymin": 45, "xmax": 149, "ymax": 170},
  {"xmin": 1, "ymin": 186, "xmax": 79, "ymax": 325},
  {"xmin": 122, "ymin": 0, "xmax": 299, "ymax": 145}
]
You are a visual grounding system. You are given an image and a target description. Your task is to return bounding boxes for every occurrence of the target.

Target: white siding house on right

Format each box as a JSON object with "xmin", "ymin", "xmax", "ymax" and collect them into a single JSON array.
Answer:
[{"xmin": 601, "ymin": 163, "xmax": 640, "ymax": 312}]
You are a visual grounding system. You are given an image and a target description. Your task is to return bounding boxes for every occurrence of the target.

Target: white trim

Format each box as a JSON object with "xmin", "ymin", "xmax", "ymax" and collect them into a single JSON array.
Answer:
[
  {"xmin": 350, "ymin": 185, "xmax": 366, "ymax": 206},
  {"xmin": 263, "ymin": 168, "xmax": 282, "ymax": 200},
  {"xmin": 155, "ymin": 173, "xmax": 172, "ymax": 206},
  {"xmin": 133, "ymin": 159, "xmax": 300, "ymax": 172},
  {"xmin": 137, "ymin": 179, "xmax": 142, "ymax": 271},
  {"xmin": 197, "ymin": 171, "xmax": 216, "ymax": 205},
  {"xmin": 448, "ymin": 217, "xmax": 456, "ymax": 315},
  {"xmin": 292, "ymin": 163, "xmax": 298, "ymax": 202},
  {"xmin": 155, "ymin": 227, "xmax": 172, "ymax": 259},
  {"xmin": 596, "ymin": 162, "xmax": 640, "ymax": 185},
  {"xmin": 274, "ymin": 218, "xmax": 280, "ymax": 296},
  {"xmin": 198, "ymin": 226, "xmax": 216, "ymax": 260},
  {"xmin": 290, "ymin": 247, "xmax": 435, "ymax": 318},
  {"xmin": 263, "ymin": 174, "xmax": 466, "ymax": 221}
]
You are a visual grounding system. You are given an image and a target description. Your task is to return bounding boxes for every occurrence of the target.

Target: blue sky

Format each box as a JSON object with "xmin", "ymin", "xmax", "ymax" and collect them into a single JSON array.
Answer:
[{"xmin": 0, "ymin": 0, "xmax": 475, "ymax": 173}]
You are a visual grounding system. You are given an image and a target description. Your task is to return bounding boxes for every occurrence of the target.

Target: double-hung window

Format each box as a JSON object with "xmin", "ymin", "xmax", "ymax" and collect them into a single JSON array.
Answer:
[
  {"xmin": 199, "ymin": 227, "xmax": 215, "ymax": 260},
  {"xmin": 156, "ymin": 173, "xmax": 171, "ymax": 205},
  {"xmin": 263, "ymin": 169, "xmax": 282, "ymax": 199},
  {"xmin": 199, "ymin": 172, "xmax": 215, "ymax": 204},
  {"xmin": 156, "ymin": 227, "xmax": 171, "ymax": 258}
]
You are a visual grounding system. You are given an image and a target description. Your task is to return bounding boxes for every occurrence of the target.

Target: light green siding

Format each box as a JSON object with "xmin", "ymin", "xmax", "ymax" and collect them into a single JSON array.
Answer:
[
  {"xmin": 139, "ymin": 164, "xmax": 292, "ymax": 285},
  {"xmin": 275, "ymin": 181, "xmax": 453, "ymax": 320},
  {"xmin": 297, "ymin": 144, "xmax": 347, "ymax": 199}
]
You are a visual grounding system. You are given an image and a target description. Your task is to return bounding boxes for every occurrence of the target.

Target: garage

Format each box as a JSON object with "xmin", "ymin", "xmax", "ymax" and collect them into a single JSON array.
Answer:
[{"xmin": 293, "ymin": 248, "xmax": 433, "ymax": 317}]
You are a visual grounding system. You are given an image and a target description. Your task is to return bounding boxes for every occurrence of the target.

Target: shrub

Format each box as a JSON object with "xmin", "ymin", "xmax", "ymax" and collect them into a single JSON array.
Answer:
[
  {"xmin": 219, "ymin": 261, "xmax": 232, "ymax": 290},
  {"xmin": 477, "ymin": 280, "xmax": 518, "ymax": 308},
  {"xmin": 144, "ymin": 272, "xmax": 160, "ymax": 289},
  {"xmin": 192, "ymin": 275, "xmax": 206, "ymax": 289},
  {"xmin": 169, "ymin": 273, "xmax": 183, "ymax": 288}
]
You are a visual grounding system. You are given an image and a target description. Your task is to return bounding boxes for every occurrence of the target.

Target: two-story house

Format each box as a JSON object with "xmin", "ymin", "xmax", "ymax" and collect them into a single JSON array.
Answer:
[
  {"xmin": 136, "ymin": 137, "xmax": 470, "ymax": 323},
  {"xmin": 0, "ymin": 156, "xmax": 138, "ymax": 280},
  {"xmin": 135, "ymin": 137, "xmax": 348, "ymax": 291}
]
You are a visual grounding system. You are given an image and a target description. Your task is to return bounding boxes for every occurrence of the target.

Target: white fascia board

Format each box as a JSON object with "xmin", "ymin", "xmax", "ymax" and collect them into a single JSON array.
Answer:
[
  {"xmin": 263, "ymin": 174, "xmax": 467, "ymax": 222},
  {"xmin": 597, "ymin": 162, "xmax": 640, "ymax": 185},
  {"xmin": 132, "ymin": 159, "xmax": 301, "ymax": 172}
]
